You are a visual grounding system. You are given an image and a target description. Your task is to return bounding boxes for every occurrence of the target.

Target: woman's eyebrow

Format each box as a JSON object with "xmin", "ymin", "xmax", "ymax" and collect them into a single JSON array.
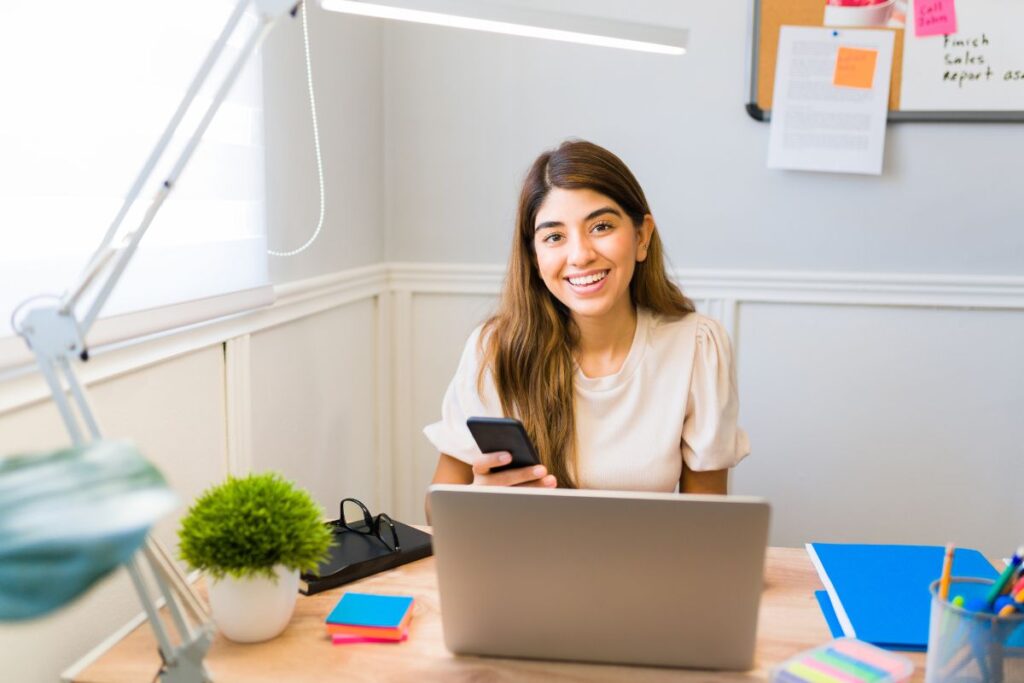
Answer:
[{"xmin": 534, "ymin": 206, "xmax": 623, "ymax": 232}]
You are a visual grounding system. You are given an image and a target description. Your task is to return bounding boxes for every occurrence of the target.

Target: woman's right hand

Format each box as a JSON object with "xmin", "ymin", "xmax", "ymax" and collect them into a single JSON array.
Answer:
[{"xmin": 470, "ymin": 451, "xmax": 557, "ymax": 488}]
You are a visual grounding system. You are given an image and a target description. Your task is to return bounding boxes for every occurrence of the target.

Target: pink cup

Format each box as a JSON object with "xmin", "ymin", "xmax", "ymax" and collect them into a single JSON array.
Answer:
[{"xmin": 824, "ymin": 0, "xmax": 896, "ymax": 26}]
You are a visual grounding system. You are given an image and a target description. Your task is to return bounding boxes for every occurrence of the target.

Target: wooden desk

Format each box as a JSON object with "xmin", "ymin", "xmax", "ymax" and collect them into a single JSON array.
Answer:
[{"xmin": 74, "ymin": 547, "xmax": 928, "ymax": 682}]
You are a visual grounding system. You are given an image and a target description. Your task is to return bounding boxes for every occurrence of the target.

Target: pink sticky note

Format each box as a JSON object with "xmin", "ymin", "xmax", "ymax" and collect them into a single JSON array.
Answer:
[
  {"xmin": 915, "ymin": 0, "xmax": 957, "ymax": 37},
  {"xmin": 331, "ymin": 633, "xmax": 408, "ymax": 645}
]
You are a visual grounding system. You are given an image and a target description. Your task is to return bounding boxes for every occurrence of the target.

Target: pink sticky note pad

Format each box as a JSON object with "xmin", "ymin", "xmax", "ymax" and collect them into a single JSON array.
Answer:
[
  {"xmin": 915, "ymin": 0, "xmax": 957, "ymax": 37},
  {"xmin": 331, "ymin": 633, "xmax": 408, "ymax": 645}
]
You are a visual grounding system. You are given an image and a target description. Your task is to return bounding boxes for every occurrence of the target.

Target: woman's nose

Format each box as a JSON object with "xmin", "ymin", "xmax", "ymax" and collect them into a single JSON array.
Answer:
[{"xmin": 568, "ymin": 234, "xmax": 596, "ymax": 267}]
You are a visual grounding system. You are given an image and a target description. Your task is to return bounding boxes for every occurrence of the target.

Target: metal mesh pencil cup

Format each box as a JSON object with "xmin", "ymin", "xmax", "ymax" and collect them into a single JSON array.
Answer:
[{"xmin": 925, "ymin": 578, "xmax": 1024, "ymax": 683}]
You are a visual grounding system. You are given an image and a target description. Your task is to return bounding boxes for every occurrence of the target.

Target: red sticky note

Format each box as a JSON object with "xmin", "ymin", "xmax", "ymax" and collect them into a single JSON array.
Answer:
[
  {"xmin": 915, "ymin": 0, "xmax": 957, "ymax": 37},
  {"xmin": 833, "ymin": 47, "xmax": 878, "ymax": 89}
]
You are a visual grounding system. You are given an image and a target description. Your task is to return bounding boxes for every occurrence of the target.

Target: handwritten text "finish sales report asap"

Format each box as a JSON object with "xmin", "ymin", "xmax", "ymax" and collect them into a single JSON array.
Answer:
[{"xmin": 943, "ymin": 34, "xmax": 1024, "ymax": 87}]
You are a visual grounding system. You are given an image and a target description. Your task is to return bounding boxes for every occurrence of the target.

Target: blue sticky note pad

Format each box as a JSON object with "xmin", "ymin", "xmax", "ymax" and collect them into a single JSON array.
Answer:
[{"xmin": 326, "ymin": 592, "xmax": 413, "ymax": 628}]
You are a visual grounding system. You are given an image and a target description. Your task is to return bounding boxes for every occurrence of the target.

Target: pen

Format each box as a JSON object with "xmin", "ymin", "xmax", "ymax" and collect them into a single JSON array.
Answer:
[
  {"xmin": 939, "ymin": 543, "xmax": 955, "ymax": 601},
  {"xmin": 985, "ymin": 546, "xmax": 1024, "ymax": 608},
  {"xmin": 1001, "ymin": 566, "xmax": 1022, "ymax": 595},
  {"xmin": 1009, "ymin": 573, "xmax": 1024, "ymax": 599}
]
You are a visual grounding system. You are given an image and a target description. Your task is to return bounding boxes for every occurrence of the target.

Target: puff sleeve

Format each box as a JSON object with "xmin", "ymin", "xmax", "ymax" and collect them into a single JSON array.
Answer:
[
  {"xmin": 422, "ymin": 326, "xmax": 503, "ymax": 465},
  {"xmin": 680, "ymin": 318, "xmax": 751, "ymax": 471}
]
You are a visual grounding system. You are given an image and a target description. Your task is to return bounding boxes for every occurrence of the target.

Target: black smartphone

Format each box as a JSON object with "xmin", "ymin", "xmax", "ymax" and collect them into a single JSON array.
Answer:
[{"xmin": 466, "ymin": 417, "xmax": 541, "ymax": 473}]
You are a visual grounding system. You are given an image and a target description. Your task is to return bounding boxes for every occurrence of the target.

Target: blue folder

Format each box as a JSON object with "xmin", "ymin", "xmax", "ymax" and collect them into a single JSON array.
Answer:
[
  {"xmin": 807, "ymin": 543, "xmax": 998, "ymax": 650},
  {"xmin": 814, "ymin": 590, "xmax": 844, "ymax": 638}
]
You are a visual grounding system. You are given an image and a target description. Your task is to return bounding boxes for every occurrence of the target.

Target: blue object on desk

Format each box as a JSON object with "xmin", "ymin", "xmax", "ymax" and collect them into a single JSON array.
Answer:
[
  {"xmin": 326, "ymin": 592, "xmax": 414, "ymax": 628},
  {"xmin": 814, "ymin": 590, "xmax": 843, "ymax": 638},
  {"xmin": 814, "ymin": 590, "xmax": 927, "ymax": 652},
  {"xmin": 807, "ymin": 543, "xmax": 998, "ymax": 650}
]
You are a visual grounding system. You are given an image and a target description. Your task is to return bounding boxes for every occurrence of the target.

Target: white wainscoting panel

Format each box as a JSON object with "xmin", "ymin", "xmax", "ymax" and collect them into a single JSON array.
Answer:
[
  {"xmin": 248, "ymin": 298, "xmax": 382, "ymax": 516},
  {"xmin": 732, "ymin": 302, "xmax": 1024, "ymax": 556},
  {"xmin": 225, "ymin": 333, "xmax": 254, "ymax": 475},
  {"xmin": 0, "ymin": 346, "xmax": 228, "ymax": 683},
  {"xmin": 404, "ymin": 292, "xmax": 499, "ymax": 523}
]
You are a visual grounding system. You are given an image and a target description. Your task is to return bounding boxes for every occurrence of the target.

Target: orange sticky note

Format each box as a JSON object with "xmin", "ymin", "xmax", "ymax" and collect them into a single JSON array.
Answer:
[{"xmin": 833, "ymin": 46, "xmax": 878, "ymax": 89}]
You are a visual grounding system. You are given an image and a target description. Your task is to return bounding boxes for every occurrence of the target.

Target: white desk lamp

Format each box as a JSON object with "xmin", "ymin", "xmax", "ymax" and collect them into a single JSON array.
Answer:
[{"xmin": 9, "ymin": 1, "xmax": 686, "ymax": 681}]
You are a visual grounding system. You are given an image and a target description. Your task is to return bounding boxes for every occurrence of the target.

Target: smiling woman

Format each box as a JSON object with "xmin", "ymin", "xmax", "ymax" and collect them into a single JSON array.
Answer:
[{"xmin": 423, "ymin": 140, "xmax": 750, "ymax": 504}]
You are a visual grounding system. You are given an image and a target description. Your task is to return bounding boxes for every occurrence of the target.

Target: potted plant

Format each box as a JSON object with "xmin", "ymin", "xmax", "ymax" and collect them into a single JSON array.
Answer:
[{"xmin": 178, "ymin": 472, "xmax": 332, "ymax": 643}]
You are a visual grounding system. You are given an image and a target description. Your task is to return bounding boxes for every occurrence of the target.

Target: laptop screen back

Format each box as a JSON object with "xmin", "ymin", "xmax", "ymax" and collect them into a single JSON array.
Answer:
[{"xmin": 428, "ymin": 485, "xmax": 771, "ymax": 671}]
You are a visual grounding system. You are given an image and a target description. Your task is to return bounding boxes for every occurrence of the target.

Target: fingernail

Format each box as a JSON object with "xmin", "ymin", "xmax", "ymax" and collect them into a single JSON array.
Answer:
[
  {"xmin": 532, "ymin": 465, "xmax": 545, "ymax": 477},
  {"xmin": 499, "ymin": 452, "xmax": 511, "ymax": 464}
]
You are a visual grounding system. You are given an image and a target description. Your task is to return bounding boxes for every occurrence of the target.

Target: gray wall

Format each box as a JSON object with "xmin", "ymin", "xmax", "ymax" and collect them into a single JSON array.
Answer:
[
  {"xmin": 382, "ymin": 0, "xmax": 1023, "ymax": 273},
  {"xmin": 378, "ymin": 1, "xmax": 1023, "ymax": 554},
  {"xmin": 263, "ymin": 4, "xmax": 386, "ymax": 284}
]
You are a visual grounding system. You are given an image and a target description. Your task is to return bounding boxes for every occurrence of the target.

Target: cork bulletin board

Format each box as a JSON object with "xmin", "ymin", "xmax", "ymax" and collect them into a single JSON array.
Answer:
[{"xmin": 747, "ymin": 0, "xmax": 1024, "ymax": 122}]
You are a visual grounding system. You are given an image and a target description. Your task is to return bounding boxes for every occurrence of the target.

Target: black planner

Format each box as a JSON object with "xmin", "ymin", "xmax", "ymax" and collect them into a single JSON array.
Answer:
[{"xmin": 298, "ymin": 516, "xmax": 433, "ymax": 596}]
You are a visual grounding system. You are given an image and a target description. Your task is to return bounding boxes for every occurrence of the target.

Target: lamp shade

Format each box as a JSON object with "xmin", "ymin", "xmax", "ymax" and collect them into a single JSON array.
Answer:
[
  {"xmin": 319, "ymin": 0, "xmax": 688, "ymax": 55},
  {"xmin": 0, "ymin": 441, "xmax": 176, "ymax": 620}
]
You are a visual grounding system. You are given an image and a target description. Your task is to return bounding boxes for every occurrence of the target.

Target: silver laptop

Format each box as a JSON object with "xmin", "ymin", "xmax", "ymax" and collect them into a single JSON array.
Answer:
[{"xmin": 428, "ymin": 485, "xmax": 771, "ymax": 670}]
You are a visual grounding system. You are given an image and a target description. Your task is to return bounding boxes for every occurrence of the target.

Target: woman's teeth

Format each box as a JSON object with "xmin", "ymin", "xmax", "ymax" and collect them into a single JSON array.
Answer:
[{"xmin": 568, "ymin": 271, "xmax": 607, "ymax": 286}]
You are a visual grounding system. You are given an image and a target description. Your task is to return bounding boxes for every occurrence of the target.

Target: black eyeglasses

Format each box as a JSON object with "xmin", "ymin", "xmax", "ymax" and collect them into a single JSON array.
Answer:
[{"xmin": 331, "ymin": 497, "xmax": 400, "ymax": 553}]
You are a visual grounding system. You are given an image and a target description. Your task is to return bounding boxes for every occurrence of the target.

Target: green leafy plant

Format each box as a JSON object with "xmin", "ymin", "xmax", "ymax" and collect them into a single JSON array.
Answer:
[{"xmin": 178, "ymin": 472, "xmax": 332, "ymax": 581}]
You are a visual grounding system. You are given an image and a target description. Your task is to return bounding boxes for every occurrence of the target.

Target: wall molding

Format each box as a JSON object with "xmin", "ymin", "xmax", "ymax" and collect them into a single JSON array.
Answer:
[
  {"xmin": 678, "ymin": 269, "xmax": 1024, "ymax": 310},
  {"xmin": 4, "ymin": 262, "xmax": 1021, "ymax": 419},
  {"xmin": 388, "ymin": 262, "xmax": 1024, "ymax": 310}
]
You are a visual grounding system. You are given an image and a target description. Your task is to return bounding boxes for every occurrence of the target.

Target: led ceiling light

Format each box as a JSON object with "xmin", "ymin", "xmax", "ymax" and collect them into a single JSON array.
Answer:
[{"xmin": 319, "ymin": 0, "xmax": 688, "ymax": 55}]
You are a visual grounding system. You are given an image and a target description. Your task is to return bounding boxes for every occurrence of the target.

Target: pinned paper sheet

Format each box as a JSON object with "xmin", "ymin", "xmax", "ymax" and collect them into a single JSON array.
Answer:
[
  {"xmin": 767, "ymin": 26, "xmax": 895, "ymax": 175},
  {"xmin": 914, "ymin": 0, "xmax": 957, "ymax": 37},
  {"xmin": 834, "ymin": 47, "xmax": 879, "ymax": 88}
]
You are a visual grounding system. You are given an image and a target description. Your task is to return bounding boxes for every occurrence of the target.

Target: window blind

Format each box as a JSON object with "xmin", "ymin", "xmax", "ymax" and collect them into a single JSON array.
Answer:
[{"xmin": 0, "ymin": 0, "xmax": 272, "ymax": 372}]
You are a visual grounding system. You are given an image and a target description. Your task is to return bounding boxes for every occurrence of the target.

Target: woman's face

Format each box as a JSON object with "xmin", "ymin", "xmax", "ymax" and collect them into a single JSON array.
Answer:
[{"xmin": 532, "ymin": 187, "xmax": 653, "ymax": 323}]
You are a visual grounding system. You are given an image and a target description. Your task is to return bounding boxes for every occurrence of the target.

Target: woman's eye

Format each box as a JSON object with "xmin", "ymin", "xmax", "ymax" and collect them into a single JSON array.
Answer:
[
  {"xmin": 592, "ymin": 222, "xmax": 613, "ymax": 233},
  {"xmin": 541, "ymin": 233, "xmax": 564, "ymax": 244}
]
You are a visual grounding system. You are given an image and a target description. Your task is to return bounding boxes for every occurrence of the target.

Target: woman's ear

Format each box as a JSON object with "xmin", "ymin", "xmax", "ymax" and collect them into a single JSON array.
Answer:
[{"xmin": 636, "ymin": 215, "xmax": 655, "ymax": 262}]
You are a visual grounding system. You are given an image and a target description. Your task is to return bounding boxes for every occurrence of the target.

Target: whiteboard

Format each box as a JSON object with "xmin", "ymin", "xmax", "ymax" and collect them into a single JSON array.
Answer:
[{"xmin": 901, "ymin": 0, "xmax": 1024, "ymax": 111}]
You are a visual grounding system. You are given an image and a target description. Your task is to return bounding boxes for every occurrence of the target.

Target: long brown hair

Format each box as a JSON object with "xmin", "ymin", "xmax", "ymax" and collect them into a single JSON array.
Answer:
[{"xmin": 480, "ymin": 140, "xmax": 694, "ymax": 488}]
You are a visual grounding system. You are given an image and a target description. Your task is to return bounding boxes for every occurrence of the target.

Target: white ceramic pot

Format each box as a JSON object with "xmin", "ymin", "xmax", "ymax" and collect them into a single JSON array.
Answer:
[{"xmin": 207, "ymin": 564, "xmax": 299, "ymax": 643}]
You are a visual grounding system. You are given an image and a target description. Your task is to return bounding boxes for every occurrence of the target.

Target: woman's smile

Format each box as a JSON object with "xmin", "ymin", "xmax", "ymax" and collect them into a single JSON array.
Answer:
[{"xmin": 565, "ymin": 268, "xmax": 610, "ymax": 293}]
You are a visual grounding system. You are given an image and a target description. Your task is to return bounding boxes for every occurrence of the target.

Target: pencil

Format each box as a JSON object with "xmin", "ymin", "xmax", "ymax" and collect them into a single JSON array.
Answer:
[{"xmin": 939, "ymin": 543, "xmax": 955, "ymax": 601}]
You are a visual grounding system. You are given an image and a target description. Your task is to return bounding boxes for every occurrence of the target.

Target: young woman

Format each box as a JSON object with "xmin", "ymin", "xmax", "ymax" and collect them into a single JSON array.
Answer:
[{"xmin": 424, "ymin": 140, "xmax": 749, "ymax": 504}]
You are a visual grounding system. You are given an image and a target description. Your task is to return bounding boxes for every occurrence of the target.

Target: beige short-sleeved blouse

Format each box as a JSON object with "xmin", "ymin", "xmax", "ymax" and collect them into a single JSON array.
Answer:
[{"xmin": 423, "ymin": 309, "xmax": 750, "ymax": 491}]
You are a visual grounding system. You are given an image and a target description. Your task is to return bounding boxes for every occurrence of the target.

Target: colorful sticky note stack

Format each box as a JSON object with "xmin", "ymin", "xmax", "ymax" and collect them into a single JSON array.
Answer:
[
  {"xmin": 325, "ymin": 592, "xmax": 414, "ymax": 644},
  {"xmin": 773, "ymin": 637, "xmax": 913, "ymax": 682}
]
